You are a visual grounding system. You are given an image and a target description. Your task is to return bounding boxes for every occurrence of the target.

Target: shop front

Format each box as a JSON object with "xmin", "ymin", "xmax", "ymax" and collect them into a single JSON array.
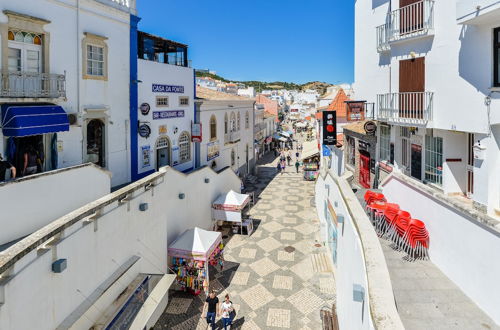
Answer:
[
  {"xmin": 301, "ymin": 140, "xmax": 320, "ymax": 181},
  {"xmin": 1, "ymin": 104, "xmax": 69, "ymax": 178}
]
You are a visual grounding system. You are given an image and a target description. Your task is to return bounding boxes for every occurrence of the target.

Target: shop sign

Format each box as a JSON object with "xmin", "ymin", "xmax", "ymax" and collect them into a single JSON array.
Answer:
[
  {"xmin": 322, "ymin": 145, "xmax": 331, "ymax": 156},
  {"xmin": 158, "ymin": 125, "xmax": 167, "ymax": 135},
  {"xmin": 322, "ymin": 111, "xmax": 337, "ymax": 146},
  {"xmin": 364, "ymin": 121, "xmax": 377, "ymax": 135},
  {"xmin": 138, "ymin": 123, "xmax": 151, "ymax": 138},
  {"xmin": 153, "ymin": 110, "xmax": 184, "ymax": 120},
  {"xmin": 207, "ymin": 140, "xmax": 220, "ymax": 161},
  {"xmin": 192, "ymin": 123, "xmax": 202, "ymax": 142},
  {"xmin": 152, "ymin": 84, "xmax": 184, "ymax": 93},
  {"xmin": 140, "ymin": 103, "xmax": 150, "ymax": 115},
  {"xmin": 358, "ymin": 140, "xmax": 370, "ymax": 151},
  {"xmin": 141, "ymin": 145, "xmax": 151, "ymax": 168},
  {"xmin": 346, "ymin": 101, "xmax": 365, "ymax": 121}
]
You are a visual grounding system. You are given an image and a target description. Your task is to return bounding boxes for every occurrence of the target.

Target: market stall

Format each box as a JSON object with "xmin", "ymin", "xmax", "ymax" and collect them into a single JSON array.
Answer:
[
  {"xmin": 168, "ymin": 227, "xmax": 224, "ymax": 295},
  {"xmin": 301, "ymin": 140, "xmax": 320, "ymax": 181},
  {"xmin": 212, "ymin": 190, "xmax": 253, "ymax": 235}
]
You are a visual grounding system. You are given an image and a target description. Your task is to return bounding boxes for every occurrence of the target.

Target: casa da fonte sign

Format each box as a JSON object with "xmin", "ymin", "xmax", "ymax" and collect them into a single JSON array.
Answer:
[
  {"xmin": 322, "ymin": 110, "xmax": 337, "ymax": 145},
  {"xmin": 152, "ymin": 84, "xmax": 184, "ymax": 93},
  {"xmin": 153, "ymin": 110, "xmax": 185, "ymax": 120}
]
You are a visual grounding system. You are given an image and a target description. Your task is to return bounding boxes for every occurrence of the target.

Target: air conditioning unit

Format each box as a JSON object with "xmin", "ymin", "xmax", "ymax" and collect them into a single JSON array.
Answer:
[{"xmin": 67, "ymin": 113, "xmax": 78, "ymax": 125}]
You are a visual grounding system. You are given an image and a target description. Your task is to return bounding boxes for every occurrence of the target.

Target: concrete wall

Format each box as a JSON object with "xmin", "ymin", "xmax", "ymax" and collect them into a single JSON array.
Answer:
[
  {"xmin": 0, "ymin": 0, "xmax": 133, "ymax": 187},
  {"xmin": 315, "ymin": 172, "xmax": 404, "ymax": 330},
  {"xmin": 137, "ymin": 59, "xmax": 195, "ymax": 174},
  {"xmin": 0, "ymin": 166, "xmax": 241, "ymax": 330},
  {"xmin": 0, "ymin": 164, "xmax": 110, "ymax": 245},
  {"xmin": 382, "ymin": 174, "xmax": 500, "ymax": 324}
]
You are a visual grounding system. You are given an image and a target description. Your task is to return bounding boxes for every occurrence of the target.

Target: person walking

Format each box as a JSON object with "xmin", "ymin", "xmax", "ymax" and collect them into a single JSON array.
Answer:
[
  {"xmin": 280, "ymin": 160, "xmax": 286, "ymax": 174},
  {"xmin": 295, "ymin": 160, "xmax": 300, "ymax": 173},
  {"xmin": 276, "ymin": 161, "xmax": 281, "ymax": 174},
  {"xmin": 0, "ymin": 154, "xmax": 16, "ymax": 182},
  {"xmin": 286, "ymin": 152, "xmax": 292, "ymax": 166},
  {"xmin": 204, "ymin": 290, "xmax": 219, "ymax": 329},
  {"xmin": 220, "ymin": 294, "xmax": 235, "ymax": 330}
]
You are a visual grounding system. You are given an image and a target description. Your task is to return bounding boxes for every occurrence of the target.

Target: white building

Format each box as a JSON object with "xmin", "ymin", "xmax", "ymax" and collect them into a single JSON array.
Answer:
[
  {"xmin": 134, "ymin": 31, "xmax": 195, "ymax": 180},
  {"xmin": 0, "ymin": 0, "xmax": 135, "ymax": 187},
  {"xmin": 196, "ymin": 77, "xmax": 218, "ymax": 91},
  {"xmin": 355, "ymin": 0, "xmax": 500, "ymax": 324},
  {"xmin": 195, "ymin": 88, "xmax": 255, "ymax": 177},
  {"xmin": 237, "ymin": 86, "xmax": 256, "ymax": 98}
]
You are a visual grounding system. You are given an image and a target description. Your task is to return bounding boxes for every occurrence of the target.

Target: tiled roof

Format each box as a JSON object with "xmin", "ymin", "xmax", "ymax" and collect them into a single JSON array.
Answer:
[
  {"xmin": 327, "ymin": 88, "xmax": 349, "ymax": 118},
  {"xmin": 196, "ymin": 86, "xmax": 252, "ymax": 100},
  {"xmin": 342, "ymin": 120, "xmax": 372, "ymax": 135},
  {"xmin": 315, "ymin": 112, "xmax": 322, "ymax": 120}
]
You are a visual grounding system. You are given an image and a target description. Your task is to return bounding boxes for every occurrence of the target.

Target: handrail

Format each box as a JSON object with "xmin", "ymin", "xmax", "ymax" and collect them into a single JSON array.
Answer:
[
  {"xmin": 377, "ymin": 92, "xmax": 433, "ymax": 124},
  {"xmin": 388, "ymin": 0, "xmax": 435, "ymax": 41},
  {"xmin": 0, "ymin": 71, "xmax": 66, "ymax": 98}
]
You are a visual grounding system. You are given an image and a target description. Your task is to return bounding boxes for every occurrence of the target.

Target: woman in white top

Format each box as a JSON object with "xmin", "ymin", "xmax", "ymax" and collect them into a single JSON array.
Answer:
[{"xmin": 220, "ymin": 294, "xmax": 234, "ymax": 330}]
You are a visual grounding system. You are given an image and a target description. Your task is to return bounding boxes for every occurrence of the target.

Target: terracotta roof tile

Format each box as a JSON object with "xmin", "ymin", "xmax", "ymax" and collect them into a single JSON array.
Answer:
[{"xmin": 327, "ymin": 88, "xmax": 349, "ymax": 118}]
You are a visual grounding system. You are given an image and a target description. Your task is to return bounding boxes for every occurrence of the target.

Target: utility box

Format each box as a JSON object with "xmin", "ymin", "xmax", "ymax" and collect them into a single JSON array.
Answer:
[{"xmin": 52, "ymin": 259, "xmax": 67, "ymax": 273}]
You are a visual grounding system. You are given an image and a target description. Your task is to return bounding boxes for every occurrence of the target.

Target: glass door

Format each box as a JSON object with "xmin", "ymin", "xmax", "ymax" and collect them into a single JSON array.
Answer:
[{"xmin": 25, "ymin": 45, "xmax": 42, "ymax": 96}]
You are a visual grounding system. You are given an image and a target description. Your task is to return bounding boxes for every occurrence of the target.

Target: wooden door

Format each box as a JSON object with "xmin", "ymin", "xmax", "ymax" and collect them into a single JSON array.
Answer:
[
  {"xmin": 359, "ymin": 153, "xmax": 371, "ymax": 188},
  {"xmin": 399, "ymin": 0, "xmax": 424, "ymax": 34},
  {"xmin": 400, "ymin": 57, "xmax": 425, "ymax": 119},
  {"xmin": 467, "ymin": 133, "xmax": 474, "ymax": 196}
]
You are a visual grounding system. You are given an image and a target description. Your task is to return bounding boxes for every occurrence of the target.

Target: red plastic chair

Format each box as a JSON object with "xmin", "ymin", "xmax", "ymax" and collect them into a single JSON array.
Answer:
[
  {"xmin": 367, "ymin": 201, "xmax": 387, "ymax": 226},
  {"xmin": 403, "ymin": 219, "xmax": 429, "ymax": 260},
  {"xmin": 380, "ymin": 203, "xmax": 400, "ymax": 236},
  {"xmin": 387, "ymin": 210, "xmax": 411, "ymax": 245},
  {"xmin": 365, "ymin": 193, "xmax": 386, "ymax": 212}
]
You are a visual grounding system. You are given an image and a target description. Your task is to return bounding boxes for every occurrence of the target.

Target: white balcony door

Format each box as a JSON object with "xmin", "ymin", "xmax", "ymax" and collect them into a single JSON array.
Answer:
[{"xmin": 8, "ymin": 41, "xmax": 42, "ymax": 96}]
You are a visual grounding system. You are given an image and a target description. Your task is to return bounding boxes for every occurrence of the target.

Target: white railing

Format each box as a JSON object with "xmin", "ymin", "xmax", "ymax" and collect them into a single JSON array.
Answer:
[
  {"xmin": 388, "ymin": 0, "xmax": 434, "ymax": 41},
  {"xmin": 0, "ymin": 71, "xmax": 66, "ymax": 98},
  {"xmin": 229, "ymin": 130, "xmax": 240, "ymax": 143},
  {"xmin": 376, "ymin": 23, "xmax": 390, "ymax": 52},
  {"xmin": 94, "ymin": 0, "xmax": 136, "ymax": 11},
  {"xmin": 377, "ymin": 92, "xmax": 433, "ymax": 124}
]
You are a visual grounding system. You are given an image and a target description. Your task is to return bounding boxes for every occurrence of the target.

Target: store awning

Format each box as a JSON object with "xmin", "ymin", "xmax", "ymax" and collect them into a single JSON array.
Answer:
[
  {"xmin": 1, "ymin": 104, "xmax": 69, "ymax": 137},
  {"xmin": 301, "ymin": 140, "xmax": 320, "ymax": 161},
  {"xmin": 168, "ymin": 227, "xmax": 222, "ymax": 261}
]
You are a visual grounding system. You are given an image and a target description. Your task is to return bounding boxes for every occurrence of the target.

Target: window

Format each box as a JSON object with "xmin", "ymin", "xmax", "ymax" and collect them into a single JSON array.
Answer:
[
  {"xmin": 379, "ymin": 125, "xmax": 391, "ymax": 162},
  {"xmin": 230, "ymin": 112, "xmax": 236, "ymax": 132},
  {"xmin": 179, "ymin": 96, "xmax": 189, "ymax": 106},
  {"xmin": 346, "ymin": 136, "xmax": 355, "ymax": 166},
  {"xmin": 494, "ymin": 27, "xmax": 500, "ymax": 87},
  {"xmin": 82, "ymin": 33, "xmax": 108, "ymax": 80},
  {"xmin": 224, "ymin": 113, "xmax": 228, "ymax": 134},
  {"xmin": 425, "ymin": 135, "xmax": 443, "ymax": 186},
  {"xmin": 156, "ymin": 96, "xmax": 169, "ymax": 107},
  {"xmin": 237, "ymin": 112, "xmax": 241, "ymax": 131},
  {"xmin": 8, "ymin": 30, "xmax": 43, "ymax": 73},
  {"xmin": 245, "ymin": 111, "xmax": 250, "ymax": 128},
  {"xmin": 210, "ymin": 115, "xmax": 217, "ymax": 140},
  {"xmin": 400, "ymin": 127, "xmax": 411, "ymax": 168},
  {"xmin": 178, "ymin": 132, "xmax": 191, "ymax": 163},
  {"xmin": 231, "ymin": 149, "xmax": 236, "ymax": 166}
]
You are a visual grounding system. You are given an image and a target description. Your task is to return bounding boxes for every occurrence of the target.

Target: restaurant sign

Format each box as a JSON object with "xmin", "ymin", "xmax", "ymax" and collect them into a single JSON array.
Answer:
[
  {"xmin": 153, "ymin": 110, "xmax": 184, "ymax": 120},
  {"xmin": 152, "ymin": 84, "xmax": 184, "ymax": 93},
  {"xmin": 192, "ymin": 123, "xmax": 202, "ymax": 142},
  {"xmin": 346, "ymin": 101, "xmax": 365, "ymax": 121},
  {"xmin": 322, "ymin": 110, "xmax": 337, "ymax": 146}
]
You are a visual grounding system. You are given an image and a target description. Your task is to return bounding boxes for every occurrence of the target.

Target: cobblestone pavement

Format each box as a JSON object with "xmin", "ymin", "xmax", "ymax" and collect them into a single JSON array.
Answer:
[{"xmin": 154, "ymin": 151, "xmax": 336, "ymax": 329}]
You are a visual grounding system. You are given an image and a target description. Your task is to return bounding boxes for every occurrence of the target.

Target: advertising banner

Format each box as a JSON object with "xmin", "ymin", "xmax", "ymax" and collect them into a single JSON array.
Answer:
[
  {"xmin": 141, "ymin": 145, "xmax": 151, "ymax": 168},
  {"xmin": 192, "ymin": 123, "xmax": 202, "ymax": 142},
  {"xmin": 207, "ymin": 140, "xmax": 220, "ymax": 161},
  {"xmin": 153, "ymin": 110, "xmax": 185, "ymax": 120}
]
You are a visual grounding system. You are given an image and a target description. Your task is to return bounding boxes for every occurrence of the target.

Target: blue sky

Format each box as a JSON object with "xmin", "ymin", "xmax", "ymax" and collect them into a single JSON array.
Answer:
[{"xmin": 137, "ymin": 0, "xmax": 354, "ymax": 84}]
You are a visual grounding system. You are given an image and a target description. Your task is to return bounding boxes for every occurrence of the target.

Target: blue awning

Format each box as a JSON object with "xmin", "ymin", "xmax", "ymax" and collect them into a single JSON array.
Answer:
[{"xmin": 1, "ymin": 104, "xmax": 69, "ymax": 137}]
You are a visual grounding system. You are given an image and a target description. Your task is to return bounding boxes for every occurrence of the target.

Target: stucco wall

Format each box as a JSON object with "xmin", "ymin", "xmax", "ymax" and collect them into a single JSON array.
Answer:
[
  {"xmin": 0, "ymin": 166, "xmax": 241, "ymax": 330},
  {"xmin": 0, "ymin": 164, "xmax": 110, "ymax": 245}
]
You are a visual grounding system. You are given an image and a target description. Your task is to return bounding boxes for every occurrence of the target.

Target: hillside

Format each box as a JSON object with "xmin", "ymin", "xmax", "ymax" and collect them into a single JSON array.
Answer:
[{"xmin": 195, "ymin": 71, "xmax": 332, "ymax": 95}]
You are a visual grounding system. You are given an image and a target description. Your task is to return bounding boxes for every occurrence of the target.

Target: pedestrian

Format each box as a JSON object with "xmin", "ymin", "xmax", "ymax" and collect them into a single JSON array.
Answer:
[
  {"xmin": 280, "ymin": 160, "xmax": 285, "ymax": 174},
  {"xmin": 295, "ymin": 160, "xmax": 300, "ymax": 173},
  {"xmin": 287, "ymin": 152, "xmax": 292, "ymax": 166},
  {"xmin": 0, "ymin": 154, "xmax": 16, "ymax": 182},
  {"xmin": 295, "ymin": 151, "xmax": 299, "ymax": 158},
  {"xmin": 276, "ymin": 161, "xmax": 281, "ymax": 174},
  {"xmin": 220, "ymin": 294, "xmax": 235, "ymax": 330},
  {"xmin": 204, "ymin": 290, "xmax": 219, "ymax": 330},
  {"xmin": 23, "ymin": 145, "xmax": 39, "ymax": 176}
]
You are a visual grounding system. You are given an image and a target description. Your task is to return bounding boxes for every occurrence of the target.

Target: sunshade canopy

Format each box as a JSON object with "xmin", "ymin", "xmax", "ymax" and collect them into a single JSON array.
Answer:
[
  {"xmin": 1, "ymin": 104, "xmax": 69, "ymax": 137},
  {"xmin": 213, "ymin": 190, "xmax": 250, "ymax": 211},
  {"xmin": 168, "ymin": 227, "xmax": 222, "ymax": 260},
  {"xmin": 301, "ymin": 140, "xmax": 320, "ymax": 160}
]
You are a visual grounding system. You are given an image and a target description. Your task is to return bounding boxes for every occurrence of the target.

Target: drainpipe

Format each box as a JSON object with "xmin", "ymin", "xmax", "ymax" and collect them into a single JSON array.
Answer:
[{"xmin": 77, "ymin": 0, "xmax": 82, "ymax": 162}]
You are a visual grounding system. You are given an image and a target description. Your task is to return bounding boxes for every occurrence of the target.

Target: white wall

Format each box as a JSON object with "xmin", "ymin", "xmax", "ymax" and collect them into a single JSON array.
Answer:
[
  {"xmin": 0, "ymin": 164, "xmax": 110, "ymax": 245},
  {"xmin": 0, "ymin": 166, "xmax": 241, "ymax": 330},
  {"xmin": 137, "ymin": 59, "xmax": 195, "ymax": 174},
  {"xmin": 382, "ymin": 174, "xmax": 500, "ymax": 324},
  {"xmin": 0, "ymin": 0, "xmax": 133, "ymax": 186}
]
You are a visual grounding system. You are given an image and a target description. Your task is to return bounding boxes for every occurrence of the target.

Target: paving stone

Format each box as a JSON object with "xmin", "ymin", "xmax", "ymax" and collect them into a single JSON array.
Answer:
[
  {"xmin": 249, "ymin": 257, "xmax": 280, "ymax": 277},
  {"xmin": 239, "ymin": 248, "xmax": 257, "ymax": 259},
  {"xmin": 272, "ymin": 275, "xmax": 293, "ymax": 290},
  {"xmin": 231, "ymin": 271, "xmax": 250, "ymax": 286},
  {"xmin": 266, "ymin": 308, "xmax": 291, "ymax": 328},
  {"xmin": 280, "ymin": 231, "xmax": 296, "ymax": 241},
  {"xmin": 287, "ymin": 288, "xmax": 325, "ymax": 315},
  {"xmin": 277, "ymin": 250, "xmax": 295, "ymax": 262},
  {"xmin": 165, "ymin": 297, "xmax": 192, "ymax": 314},
  {"xmin": 239, "ymin": 284, "xmax": 275, "ymax": 310},
  {"xmin": 256, "ymin": 236, "xmax": 282, "ymax": 252}
]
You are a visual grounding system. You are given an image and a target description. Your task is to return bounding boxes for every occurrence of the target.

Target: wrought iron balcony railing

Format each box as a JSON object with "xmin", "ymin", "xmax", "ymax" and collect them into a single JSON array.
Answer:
[
  {"xmin": 0, "ymin": 71, "xmax": 66, "ymax": 98},
  {"xmin": 376, "ymin": 0, "xmax": 435, "ymax": 52},
  {"xmin": 224, "ymin": 131, "xmax": 241, "ymax": 144},
  {"xmin": 377, "ymin": 92, "xmax": 433, "ymax": 125}
]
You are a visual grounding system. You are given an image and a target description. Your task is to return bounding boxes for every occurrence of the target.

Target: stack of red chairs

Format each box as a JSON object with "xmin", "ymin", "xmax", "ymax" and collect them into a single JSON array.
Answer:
[
  {"xmin": 380, "ymin": 204, "xmax": 400, "ymax": 236},
  {"xmin": 386, "ymin": 210, "xmax": 411, "ymax": 245},
  {"xmin": 364, "ymin": 191, "xmax": 386, "ymax": 212},
  {"xmin": 402, "ymin": 219, "xmax": 429, "ymax": 260}
]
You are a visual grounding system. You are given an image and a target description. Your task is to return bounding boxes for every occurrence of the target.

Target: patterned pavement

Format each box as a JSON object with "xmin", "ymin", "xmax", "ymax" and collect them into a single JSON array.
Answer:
[{"xmin": 154, "ymin": 152, "xmax": 336, "ymax": 329}]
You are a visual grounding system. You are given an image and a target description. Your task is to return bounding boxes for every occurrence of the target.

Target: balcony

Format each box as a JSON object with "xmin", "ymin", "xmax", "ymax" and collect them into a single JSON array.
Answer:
[
  {"xmin": 457, "ymin": 1, "xmax": 500, "ymax": 25},
  {"xmin": 377, "ymin": 92, "xmax": 433, "ymax": 125},
  {"xmin": 225, "ymin": 130, "xmax": 240, "ymax": 144},
  {"xmin": 94, "ymin": 0, "xmax": 136, "ymax": 12},
  {"xmin": 0, "ymin": 71, "xmax": 66, "ymax": 98},
  {"xmin": 376, "ymin": 0, "xmax": 435, "ymax": 52}
]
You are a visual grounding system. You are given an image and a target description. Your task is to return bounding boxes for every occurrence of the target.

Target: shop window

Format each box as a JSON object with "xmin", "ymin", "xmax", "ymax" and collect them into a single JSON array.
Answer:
[
  {"xmin": 245, "ymin": 111, "xmax": 250, "ymax": 128},
  {"xmin": 237, "ymin": 112, "xmax": 241, "ymax": 131},
  {"xmin": 179, "ymin": 96, "xmax": 189, "ymax": 106},
  {"xmin": 178, "ymin": 132, "xmax": 191, "ymax": 163},
  {"xmin": 210, "ymin": 115, "xmax": 217, "ymax": 140},
  {"xmin": 494, "ymin": 27, "xmax": 500, "ymax": 87},
  {"xmin": 82, "ymin": 32, "xmax": 108, "ymax": 80},
  {"xmin": 156, "ymin": 96, "xmax": 169, "ymax": 107},
  {"xmin": 87, "ymin": 119, "xmax": 105, "ymax": 167},
  {"xmin": 379, "ymin": 125, "xmax": 391, "ymax": 163},
  {"xmin": 425, "ymin": 135, "xmax": 443, "ymax": 186},
  {"xmin": 230, "ymin": 112, "xmax": 236, "ymax": 132}
]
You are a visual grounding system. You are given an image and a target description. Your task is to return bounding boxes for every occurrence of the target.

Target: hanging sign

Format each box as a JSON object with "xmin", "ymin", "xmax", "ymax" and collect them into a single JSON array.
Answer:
[
  {"xmin": 153, "ymin": 110, "xmax": 185, "ymax": 120},
  {"xmin": 152, "ymin": 84, "xmax": 184, "ymax": 93},
  {"xmin": 322, "ymin": 111, "xmax": 337, "ymax": 146},
  {"xmin": 140, "ymin": 103, "xmax": 150, "ymax": 115},
  {"xmin": 364, "ymin": 121, "xmax": 377, "ymax": 135},
  {"xmin": 192, "ymin": 123, "xmax": 202, "ymax": 142},
  {"xmin": 346, "ymin": 101, "xmax": 365, "ymax": 121},
  {"xmin": 138, "ymin": 123, "xmax": 151, "ymax": 138},
  {"xmin": 141, "ymin": 145, "xmax": 151, "ymax": 168}
]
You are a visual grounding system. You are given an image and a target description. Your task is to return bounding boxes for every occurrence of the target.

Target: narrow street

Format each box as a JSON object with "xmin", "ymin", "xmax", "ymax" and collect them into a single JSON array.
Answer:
[{"xmin": 155, "ymin": 149, "xmax": 336, "ymax": 329}]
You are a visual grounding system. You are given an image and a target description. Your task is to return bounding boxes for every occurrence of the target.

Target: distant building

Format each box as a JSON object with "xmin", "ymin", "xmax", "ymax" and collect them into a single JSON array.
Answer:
[{"xmin": 238, "ymin": 86, "xmax": 256, "ymax": 98}]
